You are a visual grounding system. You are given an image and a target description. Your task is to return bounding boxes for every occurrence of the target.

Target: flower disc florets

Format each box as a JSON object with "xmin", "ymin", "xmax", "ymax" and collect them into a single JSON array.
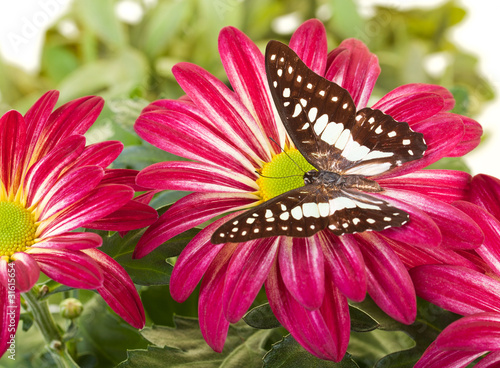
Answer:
[
  {"xmin": 256, "ymin": 148, "xmax": 314, "ymax": 201},
  {"xmin": 0, "ymin": 201, "xmax": 37, "ymax": 257}
]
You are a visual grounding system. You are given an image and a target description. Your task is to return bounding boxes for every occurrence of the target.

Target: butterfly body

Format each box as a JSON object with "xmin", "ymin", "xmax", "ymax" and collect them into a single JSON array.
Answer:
[{"xmin": 210, "ymin": 41, "xmax": 427, "ymax": 245}]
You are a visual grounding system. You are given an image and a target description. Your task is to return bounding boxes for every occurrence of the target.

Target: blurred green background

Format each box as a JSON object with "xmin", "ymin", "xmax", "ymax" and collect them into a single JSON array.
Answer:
[{"xmin": 0, "ymin": 0, "xmax": 494, "ymax": 367}]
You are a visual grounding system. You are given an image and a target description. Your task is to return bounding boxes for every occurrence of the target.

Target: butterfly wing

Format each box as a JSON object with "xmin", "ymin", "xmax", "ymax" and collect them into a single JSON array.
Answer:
[
  {"xmin": 265, "ymin": 40, "xmax": 426, "ymax": 177},
  {"xmin": 211, "ymin": 184, "xmax": 408, "ymax": 244}
]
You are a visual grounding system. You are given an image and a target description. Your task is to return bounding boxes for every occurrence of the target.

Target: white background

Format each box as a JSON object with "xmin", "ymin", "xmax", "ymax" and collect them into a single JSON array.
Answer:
[{"xmin": 0, "ymin": 0, "xmax": 498, "ymax": 177}]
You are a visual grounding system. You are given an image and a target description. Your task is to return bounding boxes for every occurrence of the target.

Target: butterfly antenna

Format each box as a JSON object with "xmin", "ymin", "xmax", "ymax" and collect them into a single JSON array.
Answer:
[{"xmin": 268, "ymin": 137, "xmax": 307, "ymax": 174}]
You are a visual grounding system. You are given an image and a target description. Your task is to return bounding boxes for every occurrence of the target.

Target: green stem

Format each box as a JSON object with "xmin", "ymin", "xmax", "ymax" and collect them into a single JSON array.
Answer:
[{"xmin": 23, "ymin": 288, "xmax": 79, "ymax": 368}]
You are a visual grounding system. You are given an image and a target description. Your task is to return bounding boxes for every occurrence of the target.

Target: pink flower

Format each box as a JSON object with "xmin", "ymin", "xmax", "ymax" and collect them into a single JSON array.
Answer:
[
  {"xmin": 412, "ymin": 174, "xmax": 500, "ymax": 367},
  {"xmin": 135, "ymin": 19, "xmax": 482, "ymax": 361},
  {"xmin": 0, "ymin": 90, "xmax": 158, "ymax": 356}
]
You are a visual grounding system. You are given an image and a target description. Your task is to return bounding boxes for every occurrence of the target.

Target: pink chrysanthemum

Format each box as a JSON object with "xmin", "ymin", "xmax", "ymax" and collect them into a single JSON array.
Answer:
[
  {"xmin": 412, "ymin": 174, "xmax": 500, "ymax": 367},
  {"xmin": 0, "ymin": 90, "xmax": 157, "ymax": 356},
  {"xmin": 135, "ymin": 20, "xmax": 483, "ymax": 361}
]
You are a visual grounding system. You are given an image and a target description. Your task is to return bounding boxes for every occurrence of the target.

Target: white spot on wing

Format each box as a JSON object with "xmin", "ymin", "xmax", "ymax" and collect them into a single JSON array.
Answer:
[
  {"xmin": 403, "ymin": 139, "xmax": 411, "ymax": 145},
  {"xmin": 288, "ymin": 66, "xmax": 293, "ymax": 74},
  {"xmin": 388, "ymin": 131, "xmax": 397, "ymax": 137},
  {"xmin": 300, "ymin": 98, "xmax": 307, "ymax": 107},
  {"xmin": 265, "ymin": 209, "xmax": 273, "ymax": 218},
  {"xmin": 270, "ymin": 54, "xmax": 276, "ymax": 60},
  {"xmin": 297, "ymin": 75, "xmax": 302, "ymax": 82},
  {"xmin": 321, "ymin": 122, "xmax": 344, "ymax": 145},
  {"xmin": 291, "ymin": 206, "xmax": 303, "ymax": 220},
  {"xmin": 353, "ymin": 218, "xmax": 360, "ymax": 225},
  {"xmin": 246, "ymin": 218, "xmax": 255, "ymax": 224},
  {"xmin": 330, "ymin": 197, "xmax": 356, "ymax": 211},
  {"xmin": 375, "ymin": 126, "xmax": 383, "ymax": 134},
  {"xmin": 292, "ymin": 104, "xmax": 302, "ymax": 117},
  {"xmin": 302, "ymin": 203, "xmax": 320, "ymax": 218},
  {"xmin": 283, "ymin": 88, "xmax": 290, "ymax": 98},
  {"xmin": 314, "ymin": 114, "xmax": 329, "ymax": 135},
  {"xmin": 273, "ymin": 81, "xmax": 277, "ymax": 88},
  {"xmin": 307, "ymin": 83, "xmax": 313, "ymax": 89},
  {"xmin": 345, "ymin": 162, "xmax": 392, "ymax": 176},
  {"xmin": 334, "ymin": 129, "xmax": 352, "ymax": 150},
  {"xmin": 341, "ymin": 140, "xmax": 370, "ymax": 161},
  {"xmin": 308, "ymin": 107, "xmax": 318, "ymax": 122},
  {"xmin": 301, "ymin": 122, "xmax": 310, "ymax": 130},
  {"xmin": 318, "ymin": 203, "xmax": 330, "ymax": 217},
  {"xmin": 280, "ymin": 212, "xmax": 290, "ymax": 221},
  {"xmin": 277, "ymin": 69, "xmax": 283, "ymax": 77}
]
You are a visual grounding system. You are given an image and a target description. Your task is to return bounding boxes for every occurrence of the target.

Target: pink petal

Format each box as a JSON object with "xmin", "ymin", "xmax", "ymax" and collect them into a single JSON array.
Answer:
[
  {"xmin": 0, "ymin": 286, "xmax": 20, "ymax": 357},
  {"xmin": 173, "ymin": 62, "xmax": 270, "ymax": 163},
  {"xmin": 476, "ymin": 351, "xmax": 500, "ymax": 368},
  {"xmin": 37, "ymin": 165, "xmax": 104, "ymax": 220},
  {"xmin": 24, "ymin": 135, "xmax": 86, "ymax": 208},
  {"xmin": 27, "ymin": 95, "xmax": 104, "ymax": 162},
  {"xmin": 218, "ymin": 27, "xmax": 280, "ymax": 149},
  {"xmin": 414, "ymin": 341, "xmax": 484, "ymax": 368},
  {"xmin": 318, "ymin": 230, "xmax": 366, "ymax": 302},
  {"xmin": 467, "ymin": 174, "xmax": 500, "ymax": 221},
  {"xmin": 448, "ymin": 115, "xmax": 482, "ymax": 157},
  {"xmin": 279, "ymin": 236, "xmax": 325, "ymax": 310},
  {"xmin": 325, "ymin": 38, "xmax": 380, "ymax": 108},
  {"xmin": 289, "ymin": 19, "xmax": 327, "ymax": 75},
  {"xmin": 10, "ymin": 253, "xmax": 40, "ymax": 292},
  {"xmin": 410, "ymin": 265, "xmax": 500, "ymax": 315},
  {"xmin": 0, "ymin": 110, "xmax": 26, "ymax": 192},
  {"xmin": 170, "ymin": 220, "xmax": 235, "ymax": 303},
  {"xmin": 28, "ymin": 248, "xmax": 103, "ymax": 289},
  {"xmin": 136, "ymin": 161, "xmax": 257, "ymax": 193},
  {"xmin": 65, "ymin": 141, "xmax": 123, "ymax": 170},
  {"xmin": 24, "ymin": 90, "xmax": 59, "ymax": 143},
  {"xmin": 266, "ymin": 261, "xmax": 350, "ymax": 361},
  {"xmin": 33, "ymin": 232, "xmax": 102, "ymax": 250},
  {"xmin": 39, "ymin": 184, "xmax": 134, "ymax": 237},
  {"xmin": 135, "ymin": 109, "xmax": 257, "ymax": 176},
  {"xmin": 437, "ymin": 313, "xmax": 500, "ymax": 352},
  {"xmin": 355, "ymin": 232, "xmax": 416, "ymax": 324},
  {"xmin": 133, "ymin": 192, "xmax": 256, "ymax": 258},
  {"xmin": 377, "ymin": 169, "xmax": 471, "ymax": 204},
  {"xmin": 379, "ymin": 189, "xmax": 483, "ymax": 249},
  {"xmin": 372, "ymin": 84, "xmax": 454, "ymax": 123},
  {"xmin": 223, "ymin": 237, "xmax": 279, "ymax": 322},
  {"xmin": 199, "ymin": 242, "xmax": 238, "ymax": 352},
  {"xmin": 453, "ymin": 201, "xmax": 500, "ymax": 275},
  {"xmin": 83, "ymin": 248, "xmax": 145, "ymax": 328}
]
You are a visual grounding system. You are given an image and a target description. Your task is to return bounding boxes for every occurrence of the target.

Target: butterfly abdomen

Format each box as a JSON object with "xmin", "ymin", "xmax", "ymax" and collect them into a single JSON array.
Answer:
[{"xmin": 304, "ymin": 170, "xmax": 382, "ymax": 192}]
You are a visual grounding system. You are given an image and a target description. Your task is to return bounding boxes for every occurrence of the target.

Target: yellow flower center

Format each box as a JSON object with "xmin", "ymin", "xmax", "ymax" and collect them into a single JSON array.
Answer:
[
  {"xmin": 0, "ymin": 201, "xmax": 37, "ymax": 257},
  {"xmin": 256, "ymin": 148, "xmax": 315, "ymax": 201}
]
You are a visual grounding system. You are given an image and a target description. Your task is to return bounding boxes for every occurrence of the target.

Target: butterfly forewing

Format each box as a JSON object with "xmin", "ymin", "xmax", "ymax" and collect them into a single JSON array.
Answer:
[{"xmin": 265, "ymin": 40, "xmax": 426, "ymax": 177}]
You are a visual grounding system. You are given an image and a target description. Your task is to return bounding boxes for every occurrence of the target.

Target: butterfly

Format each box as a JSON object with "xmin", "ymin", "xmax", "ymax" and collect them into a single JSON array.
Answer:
[{"xmin": 210, "ymin": 40, "xmax": 427, "ymax": 244}]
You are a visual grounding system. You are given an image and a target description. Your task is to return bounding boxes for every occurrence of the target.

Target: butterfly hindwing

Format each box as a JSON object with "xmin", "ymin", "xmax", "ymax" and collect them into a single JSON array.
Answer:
[
  {"xmin": 265, "ymin": 40, "xmax": 426, "ymax": 177},
  {"xmin": 211, "ymin": 184, "xmax": 408, "ymax": 244}
]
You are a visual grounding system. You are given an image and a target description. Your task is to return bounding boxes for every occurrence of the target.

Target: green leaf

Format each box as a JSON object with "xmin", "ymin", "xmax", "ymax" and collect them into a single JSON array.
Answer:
[
  {"xmin": 263, "ymin": 335, "xmax": 359, "ymax": 368},
  {"xmin": 328, "ymin": 0, "xmax": 364, "ymax": 39},
  {"xmin": 77, "ymin": 297, "xmax": 148, "ymax": 367},
  {"xmin": 97, "ymin": 226, "xmax": 199, "ymax": 286},
  {"xmin": 426, "ymin": 157, "xmax": 471, "ymax": 172},
  {"xmin": 118, "ymin": 316, "xmax": 270, "ymax": 367},
  {"xmin": 349, "ymin": 305, "xmax": 379, "ymax": 332},
  {"xmin": 449, "ymin": 86, "xmax": 469, "ymax": 115},
  {"xmin": 244, "ymin": 303, "xmax": 281, "ymax": 329},
  {"xmin": 75, "ymin": 0, "xmax": 127, "ymax": 48}
]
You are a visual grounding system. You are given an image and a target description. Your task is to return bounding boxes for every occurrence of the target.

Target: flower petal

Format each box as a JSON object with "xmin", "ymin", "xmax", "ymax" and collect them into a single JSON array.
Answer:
[
  {"xmin": 279, "ymin": 236, "xmax": 325, "ymax": 310},
  {"xmin": 135, "ymin": 109, "xmax": 256, "ymax": 176},
  {"xmin": 447, "ymin": 116, "xmax": 482, "ymax": 157},
  {"xmin": 37, "ymin": 165, "xmax": 104, "ymax": 220},
  {"xmin": 355, "ymin": 232, "xmax": 416, "ymax": 324},
  {"xmin": 219, "ymin": 26, "xmax": 280, "ymax": 148},
  {"xmin": 467, "ymin": 174, "xmax": 500, "ymax": 221},
  {"xmin": 414, "ymin": 341, "xmax": 484, "ymax": 368},
  {"xmin": 65, "ymin": 141, "xmax": 123, "ymax": 170},
  {"xmin": 437, "ymin": 313, "xmax": 500, "ymax": 352},
  {"xmin": 453, "ymin": 201, "xmax": 500, "ymax": 275},
  {"xmin": 410, "ymin": 265, "xmax": 500, "ymax": 315},
  {"xmin": 377, "ymin": 169, "xmax": 471, "ymax": 204},
  {"xmin": 28, "ymin": 248, "xmax": 103, "ymax": 289},
  {"xmin": 173, "ymin": 62, "xmax": 270, "ymax": 163},
  {"xmin": 133, "ymin": 192, "xmax": 256, "ymax": 258},
  {"xmin": 289, "ymin": 19, "xmax": 327, "ymax": 75},
  {"xmin": 325, "ymin": 38, "xmax": 380, "ymax": 108},
  {"xmin": 266, "ymin": 261, "xmax": 350, "ymax": 361},
  {"xmin": 372, "ymin": 84, "xmax": 454, "ymax": 123},
  {"xmin": 475, "ymin": 351, "xmax": 500, "ymax": 368},
  {"xmin": 136, "ymin": 161, "xmax": 257, "ymax": 193},
  {"xmin": 319, "ymin": 230, "xmax": 366, "ymax": 302},
  {"xmin": 24, "ymin": 135, "xmax": 86, "ymax": 208},
  {"xmin": 223, "ymin": 237, "xmax": 279, "ymax": 322},
  {"xmin": 10, "ymin": 253, "xmax": 40, "ymax": 292},
  {"xmin": 199, "ymin": 242, "xmax": 238, "ymax": 352},
  {"xmin": 83, "ymin": 248, "xmax": 145, "ymax": 328},
  {"xmin": 24, "ymin": 90, "xmax": 59, "ymax": 142},
  {"xmin": 38, "ymin": 184, "xmax": 134, "ymax": 237},
  {"xmin": 169, "ymin": 214, "xmax": 238, "ymax": 303},
  {"xmin": 0, "ymin": 110, "xmax": 26, "ymax": 193},
  {"xmin": 379, "ymin": 189, "xmax": 483, "ymax": 249},
  {"xmin": 33, "ymin": 232, "xmax": 102, "ymax": 250}
]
